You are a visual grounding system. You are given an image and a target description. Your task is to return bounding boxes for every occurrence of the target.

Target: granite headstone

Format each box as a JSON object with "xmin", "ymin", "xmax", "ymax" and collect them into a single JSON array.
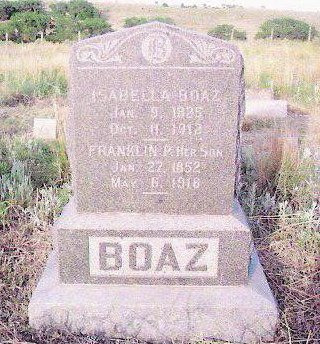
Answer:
[
  {"xmin": 29, "ymin": 23, "xmax": 278, "ymax": 344},
  {"xmin": 68, "ymin": 22, "xmax": 243, "ymax": 215}
]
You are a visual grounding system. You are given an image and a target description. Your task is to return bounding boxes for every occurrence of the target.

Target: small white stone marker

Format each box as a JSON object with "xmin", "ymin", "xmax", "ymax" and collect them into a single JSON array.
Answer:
[
  {"xmin": 33, "ymin": 118, "xmax": 57, "ymax": 140},
  {"xmin": 246, "ymin": 99, "xmax": 288, "ymax": 118}
]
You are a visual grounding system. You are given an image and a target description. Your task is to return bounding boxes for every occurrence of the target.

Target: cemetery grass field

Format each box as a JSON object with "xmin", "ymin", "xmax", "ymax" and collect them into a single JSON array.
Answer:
[{"xmin": 0, "ymin": 3, "xmax": 319, "ymax": 344}]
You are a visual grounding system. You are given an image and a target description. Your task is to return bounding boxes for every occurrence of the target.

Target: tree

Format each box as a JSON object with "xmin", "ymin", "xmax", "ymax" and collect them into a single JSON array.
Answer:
[
  {"xmin": 10, "ymin": 11, "xmax": 49, "ymax": 42},
  {"xmin": 256, "ymin": 17, "xmax": 318, "ymax": 41},
  {"xmin": 0, "ymin": 1, "xmax": 16, "ymax": 21},
  {"xmin": 124, "ymin": 17, "xmax": 148, "ymax": 28},
  {"xmin": 78, "ymin": 17, "xmax": 113, "ymax": 38},
  {"xmin": 208, "ymin": 24, "xmax": 247, "ymax": 41},
  {"xmin": 68, "ymin": 0, "xmax": 100, "ymax": 20}
]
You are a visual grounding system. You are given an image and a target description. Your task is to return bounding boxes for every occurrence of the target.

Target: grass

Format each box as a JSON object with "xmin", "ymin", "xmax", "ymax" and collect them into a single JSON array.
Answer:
[
  {"xmin": 238, "ymin": 40, "xmax": 320, "ymax": 117},
  {"xmin": 0, "ymin": 41, "xmax": 69, "ymax": 105},
  {"xmin": 0, "ymin": 68, "xmax": 68, "ymax": 105},
  {"xmin": 98, "ymin": 2, "xmax": 320, "ymax": 36},
  {"xmin": 0, "ymin": 2, "xmax": 320, "ymax": 343},
  {"xmin": 240, "ymin": 147, "xmax": 319, "ymax": 342}
]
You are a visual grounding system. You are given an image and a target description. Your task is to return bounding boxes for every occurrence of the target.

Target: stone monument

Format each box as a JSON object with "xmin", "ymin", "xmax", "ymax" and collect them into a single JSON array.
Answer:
[
  {"xmin": 33, "ymin": 118, "xmax": 57, "ymax": 140},
  {"xmin": 29, "ymin": 23, "xmax": 278, "ymax": 343}
]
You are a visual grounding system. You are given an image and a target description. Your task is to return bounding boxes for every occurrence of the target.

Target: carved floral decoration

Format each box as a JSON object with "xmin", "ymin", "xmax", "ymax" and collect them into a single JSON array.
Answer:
[
  {"xmin": 75, "ymin": 31, "xmax": 236, "ymax": 67},
  {"xmin": 188, "ymin": 39, "xmax": 236, "ymax": 65},
  {"xmin": 76, "ymin": 40, "xmax": 122, "ymax": 63}
]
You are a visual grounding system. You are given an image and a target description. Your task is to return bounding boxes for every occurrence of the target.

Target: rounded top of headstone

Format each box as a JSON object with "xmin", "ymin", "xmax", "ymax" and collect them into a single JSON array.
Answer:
[{"xmin": 71, "ymin": 22, "xmax": 243, "ymax": 73}]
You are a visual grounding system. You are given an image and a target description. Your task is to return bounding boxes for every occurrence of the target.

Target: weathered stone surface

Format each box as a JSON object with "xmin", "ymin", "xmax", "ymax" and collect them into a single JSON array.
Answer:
[
  {"xmin": 68, "ymin": 22, "xmax": 244, "ymax": 215},
  {"xmin": 33, "ymin": 118, "xmax": 57, "ymax": 140},
  {"xmin": 246, "ymin": 88, "xmax": 274, "ymax": 100},
  {"xmin": 29, "ymin": 23, "xmax": 279, "ymax": 343},
  {"xmin": 54, "ymin": 199, "xmax": 251, "ymax": 285},
  {"xmin": 29, "ymin": 251, "xmax": 278, "ymax": 344}
]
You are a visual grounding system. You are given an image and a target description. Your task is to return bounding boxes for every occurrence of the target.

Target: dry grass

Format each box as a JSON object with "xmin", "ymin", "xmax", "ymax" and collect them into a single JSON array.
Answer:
[
  {"xmin": 98, "ymin": 2, "xmax": 320, "ymax": 37},
  {"xmin": 0, "ymin": 42, "xmax": 69, "ymax": 75},
  {"xmin": 240, "ymin": 143, "xmax": 319, "ymax": 342}
]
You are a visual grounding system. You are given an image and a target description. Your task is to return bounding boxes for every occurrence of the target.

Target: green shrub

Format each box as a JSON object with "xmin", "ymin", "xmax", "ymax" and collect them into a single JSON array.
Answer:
[
  {"xmin": 46, "ymin": 15, "xmax": 78, "ymax": 42},
  {"xmin": 124, "ymin": 16, "xmax": 148, "ymax": 28},
  {"xmin": 0, "ymin": 137, "xmax": 70, "ymax": 193},
  {"xmin": 124, "ymin": 16, "xmax": 175, "ymax": 28},
  {"xmin": 67, "ymin": 0, "xmax": 100, "ymax": 20},
  {"xmin": 162, "ymin": 2, "xmax": 169, "ymax": 7},
  {"xmin": 150, "ymin": 16, "xmax": 175, "ymax": 25},
  {"xmin": 10, "ymin": 11, "xmax": 49, "ymax": 42},
  {"xmin": 49, "ymin": 1, "xmax": 69, "ymax": 16},
  {"xmin": 14, "ymin": 0, "xmax": 45, "ymax": 14},
  {"xmin": 3, "ymin": 68, "xmax": 68, "ymax": 100},
  {"xmin": 78, "ymin": 17, "xmax": 113, "ymax": 38},
  {"xmin": 0, "ymin": 139, "xmax": 11, "ymax": 175},
  {"xmin": 49, "ymin": 0, "xmax": 101, "ymax": 19},
  {"xmin": 0, "ymin": 160, "xmax": 33, "ymax": 207},
  {"xmin": 208, "ymin": 24, "xmax": 247, "ymax": 41},
  {"xmin": 0, "ymin": 21, "xmax": 17, "ymax": 41},
  {"xmin": 0, "ymin": 1, "xmax": 16, "ymax": 20},
  {"xmin": 48, "ymin": 1, "xmax": 111, "ymax": 42},
  {"xmin": 0, "ymin": 0, "xmax": 45, "ymax": 21},
  {"xmin": 11, "ymin": 139, "xmax": 61, "ymax": 188},
  {"xmin": 256, "ymin": 17, "xmax": 318, "ymax": 41},
  {"xmin": 1, "ymin": 0, "xmax": 109, "ymax": 43}
]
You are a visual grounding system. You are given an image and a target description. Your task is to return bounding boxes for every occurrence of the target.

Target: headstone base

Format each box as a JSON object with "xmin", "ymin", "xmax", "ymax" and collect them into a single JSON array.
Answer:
[
  {"xmin": 29, "ymin": 252, "xmax": 278, "ymax": 344},
  {"xmin": 53, "ymin": 199, "xmax": 251, "ymax": 286}
]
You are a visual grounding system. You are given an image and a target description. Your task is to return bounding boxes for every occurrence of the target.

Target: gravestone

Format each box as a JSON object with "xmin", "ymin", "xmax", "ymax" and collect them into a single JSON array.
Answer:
[
  {"xmin": 29, "ymin": 23, "xmax": 278, "ymax": 343},
  {"xmin": 33, "ymin": 118, "xmax": 57, "ymax": 140},
  {"xmin": 246, "ymin": 99, "xmax": 287, "ymax": 119}
]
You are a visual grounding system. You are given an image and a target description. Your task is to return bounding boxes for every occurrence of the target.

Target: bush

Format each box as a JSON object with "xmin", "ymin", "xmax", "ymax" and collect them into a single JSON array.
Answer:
[
  {"xmin": 10, "ymin": 11, "xmax": 49, "ymax": 42},
  {"xmin": 0, "ymin": 0, "xmax": 45, "ymax": 21},
  {"xmin": 11, "ymin": 139, "xmax": 62, "ymax": 188},
  {"xmin": 0, "ymin": 161, "xmax": 33, "ymax": 207},
  {"xmin": 49, "ymin": 1, "xmax": 69, "ymax": 16},
  {"xmin": 124, "ymin": 16, "xmax": 175, "ymax": 28},
  {"xmin": 50, "ymin": 0, "xmax": 100, "ymax": 19},
  {"xmin": 3, "ymin": 69, "xmax": 68, "ymax": 101},
  {"xmin": 256, "ymin": 17, "xmax": 318, "ymax": 41},
  {"xmin": 14, "ymin": 0, "xmax": 45, "ymax": 14},
  {"xmin": 1, "ymin": 0, "xmax": 110, "ymax": 43},
  {"xmin": 124, "ymin": 16, "xmax": 148, "ymax": 28},
  {"xmin": 78, "ymin": 17, "xmax": 113, "ymax": 38},
  {"xmin": 150, "ymin": 16, "xmax": 175, "ymax": 25},
  {"xmin": 0, "ymin": 137, "xmax": 65, "ymax": 190},
  {"xmin": 46, "ymin": 15, "xmax": 78, "ymax": 42},
  {"xmin": 0, "ymin": 1, "xmax": 16, "ymax": 21},
  {"xmin": 67, "ymin": 0, "xmax": 100, "ymax": 20},
  {"xmin": 0, "ymin": 21, "xmax": 17, "ymax": 41},
  {"xmin": 208, "ymin": 24, "xmax": 247, "ymax": 41},
  {"xmin": 48, "ymin": 1, "xmax": 111, "ymax": 42}
]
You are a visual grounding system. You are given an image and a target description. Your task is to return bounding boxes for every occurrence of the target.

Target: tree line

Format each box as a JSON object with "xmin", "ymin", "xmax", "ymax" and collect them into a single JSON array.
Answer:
[{"xmin": 0, "ymin": 0, "xmax": 318, "ymax": 43}]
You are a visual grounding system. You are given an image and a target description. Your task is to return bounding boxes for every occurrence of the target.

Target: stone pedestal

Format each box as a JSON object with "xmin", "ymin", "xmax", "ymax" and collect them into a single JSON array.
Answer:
[
  {"xmin": 29, "ymin": 23, "xmax": 279, "ymax": 343},
  {"xmin": 29, "ymin": 250, "xmax": 278, "ymax": 344},
  {"xmin": 29, "ymin": 199, "xmax": 278, "ymax": 343},
  {"xmin": 53, "ymin": 199, "xmax": 251, "ymax": 286}
]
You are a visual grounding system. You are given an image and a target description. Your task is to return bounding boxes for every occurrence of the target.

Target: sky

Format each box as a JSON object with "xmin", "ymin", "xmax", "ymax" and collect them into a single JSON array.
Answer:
[{"xmin": 105, "ymin": 0, "xmax": 320, "ymax": 12}]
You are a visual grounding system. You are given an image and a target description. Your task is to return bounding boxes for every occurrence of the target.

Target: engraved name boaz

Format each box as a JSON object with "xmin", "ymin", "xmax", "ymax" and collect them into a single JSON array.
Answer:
[{"xmin": 90, "ymin": 238, "xmax": 219, "ymax": 276}]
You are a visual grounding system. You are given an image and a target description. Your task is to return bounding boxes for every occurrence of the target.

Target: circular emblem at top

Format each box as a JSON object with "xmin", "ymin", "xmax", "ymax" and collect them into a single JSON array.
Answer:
[{"xmin": 141, "ymin": 33, "xmax": 172, "ymax": 64}]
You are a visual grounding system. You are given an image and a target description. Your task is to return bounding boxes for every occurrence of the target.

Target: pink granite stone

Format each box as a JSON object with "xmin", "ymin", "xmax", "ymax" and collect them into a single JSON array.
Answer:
[{"xmin": 68, "ymin": 22, "xmax": 244, "ymax": 215}]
